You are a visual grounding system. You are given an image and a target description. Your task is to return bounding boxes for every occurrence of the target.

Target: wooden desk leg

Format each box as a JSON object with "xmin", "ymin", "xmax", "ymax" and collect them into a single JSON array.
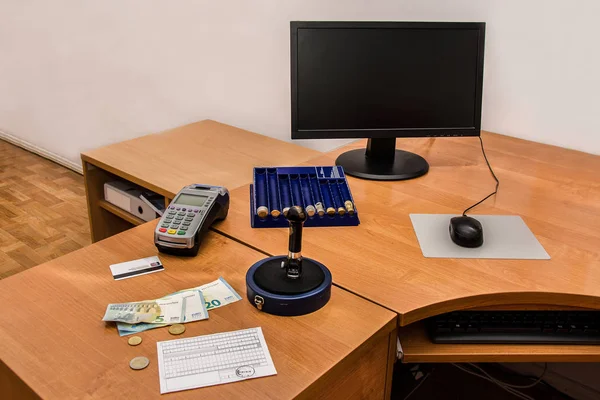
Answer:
[
  {"xmin": 0, "ymin": 359, "xmax": 40, "ymax": 400},
  {"xmin": 384, "ymin": 328, "xmax": 398, "ymax": 399},
  {"xmin": 298, "ymin": 320, "xmax": 398, "ymax": 400}
]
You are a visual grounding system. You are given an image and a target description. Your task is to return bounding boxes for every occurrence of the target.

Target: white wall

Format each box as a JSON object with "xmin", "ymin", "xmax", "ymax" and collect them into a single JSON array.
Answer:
[{"xmin": 1, "ymin": 0, "xmax": 599, "ymax": 165}]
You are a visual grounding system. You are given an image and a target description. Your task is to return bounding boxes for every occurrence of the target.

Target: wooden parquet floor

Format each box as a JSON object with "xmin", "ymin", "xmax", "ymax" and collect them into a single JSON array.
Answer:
[{"xmin": 0, "ymin": 140, "xmax": 91, "ymax": 279}]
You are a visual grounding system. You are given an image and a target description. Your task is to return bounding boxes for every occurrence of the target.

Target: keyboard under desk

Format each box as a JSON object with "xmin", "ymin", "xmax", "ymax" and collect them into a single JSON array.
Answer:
[{"xmin": 397, "ymin": 306, "xmax": 600, "ymax": 363}]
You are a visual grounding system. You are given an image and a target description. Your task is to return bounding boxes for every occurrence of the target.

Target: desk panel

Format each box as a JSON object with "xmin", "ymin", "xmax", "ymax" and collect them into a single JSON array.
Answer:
[
  {"xmin": 214, "ymin": 132, "xmax": 600, "ymax": 326},
  {"xmin": 81, "ymin": 120, "xmax": 321, "ymax": 199},
  {"xmin": 81, "ymin": 120, "xmax": 321, "ymax": 242},
  {"xmin": 0, "ymin": 223, "xmax": 395, "ymax": 399}
]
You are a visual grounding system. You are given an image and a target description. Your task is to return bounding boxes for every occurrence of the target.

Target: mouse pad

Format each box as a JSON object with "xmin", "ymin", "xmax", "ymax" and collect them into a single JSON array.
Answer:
[{"xmin": 410, "ymin": 214, "xmax": 551, "ymax": 259}]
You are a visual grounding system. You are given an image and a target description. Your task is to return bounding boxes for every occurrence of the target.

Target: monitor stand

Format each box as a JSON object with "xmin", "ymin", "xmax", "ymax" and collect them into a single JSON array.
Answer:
[{"xmin": 335, "ymin": 138, "xmax": 429, "ymax": 181}]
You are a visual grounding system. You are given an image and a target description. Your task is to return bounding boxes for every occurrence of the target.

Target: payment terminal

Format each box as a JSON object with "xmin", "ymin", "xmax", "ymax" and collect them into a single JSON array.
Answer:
[{"xmin": 154, "ymin": 184, "xmax": 229, "ymax": 256}]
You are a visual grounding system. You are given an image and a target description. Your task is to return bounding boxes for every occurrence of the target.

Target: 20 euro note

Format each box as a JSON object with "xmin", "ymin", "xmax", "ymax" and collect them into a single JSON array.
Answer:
[
  {"xmin": 117, "ymin": 277, "xmax": 241, "ymax": 336},
  {"xmin": 103, "ymin": 290, "xmax": 205, "ymax": 325},
  {"xmin": 195, "ymin": 277, "xmax": 243, "ymax": 310}
]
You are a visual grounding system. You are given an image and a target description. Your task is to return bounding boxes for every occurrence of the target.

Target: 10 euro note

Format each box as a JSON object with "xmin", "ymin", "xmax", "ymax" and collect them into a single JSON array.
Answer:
[
  {"xmin": 117, "ymin": 277, "xmax": 240, "ymax": 336},
  {"xmin": 179, "ymin": 289, "xmax": 209, "ymax": 321}
]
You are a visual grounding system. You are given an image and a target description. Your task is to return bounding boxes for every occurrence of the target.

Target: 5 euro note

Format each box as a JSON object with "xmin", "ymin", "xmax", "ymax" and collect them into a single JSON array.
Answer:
[
  {"xmin": 102, "ymin": 290, "xmax": 207, "ymax": 325},
  {"xmin": 116, "ymin": 277, "xmax": 241, "ymax": 336}
]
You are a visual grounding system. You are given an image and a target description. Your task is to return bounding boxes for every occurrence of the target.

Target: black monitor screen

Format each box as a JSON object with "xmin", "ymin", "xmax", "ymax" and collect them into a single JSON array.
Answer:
[{"xmin": 291, "ymin": 22, "xmax": 485, "ymax": 139}]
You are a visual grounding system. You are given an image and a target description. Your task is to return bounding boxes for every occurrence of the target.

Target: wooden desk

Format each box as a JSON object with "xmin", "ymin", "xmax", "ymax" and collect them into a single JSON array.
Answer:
[
  {"xmin": 0, "ymin": 223, "xmax": 396, "ymax": 399},
  {"xmin": 81, "ymin": 120, "xmax": 320, "ymax": 242},
  {"xmin": 213, "ymin": 132, "xmax": 600, "ymax": 362}
]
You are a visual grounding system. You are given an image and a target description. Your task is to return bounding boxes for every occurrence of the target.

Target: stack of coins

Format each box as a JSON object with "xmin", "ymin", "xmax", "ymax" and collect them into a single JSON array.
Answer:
[
  {"xmin": 326, "ymin": 207, "xmax": 336, "ymax": 216},
  {"xmin": 270, "ymin": 209, "xmax": 281, "ymax": 218},
  {"xmin": 305, "ymin": 205, "xmax": 316, "ymax": 217},
  {"xmin": 344, "ymin": 200, "xmax": 355, "ymax": 215},
  {"xmin": 315, "ymin": 202, "xmax": 325, "ymax": 216},
  {"xmin": 337, "ymin": 206, "xmax": 346, "ymax": 216},
  {"xmin": 282, "ymin": 207, "xmax": 291, "ymax": 217},
  {"xmin": 257, "ymin": 206, "xmax": 269, "ymax": 218}
]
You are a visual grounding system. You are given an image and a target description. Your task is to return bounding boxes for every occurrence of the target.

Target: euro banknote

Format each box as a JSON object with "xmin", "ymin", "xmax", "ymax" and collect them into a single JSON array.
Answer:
[
  {"xmin": 116, "ymin": 277, "xmax": 240, "ymax": 336},
  {"xmin": 103, "ymin": 290, "xmax": 205, "ymax": 325},
  {"xmin": 193, "ymin": 276, "xmax": 243, "ymax": 310}
]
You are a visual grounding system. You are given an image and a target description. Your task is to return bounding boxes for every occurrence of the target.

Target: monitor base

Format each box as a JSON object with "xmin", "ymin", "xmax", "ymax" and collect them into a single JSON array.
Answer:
[{"xmin": 335, "ymin": 138, "xmax": 429, "ymax": 181}]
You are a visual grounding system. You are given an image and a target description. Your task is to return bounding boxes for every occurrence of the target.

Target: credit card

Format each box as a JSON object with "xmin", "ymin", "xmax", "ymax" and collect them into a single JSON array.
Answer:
[{"xmin": 109, "ymin": 256, "xmax": 164, "ymax": 280}]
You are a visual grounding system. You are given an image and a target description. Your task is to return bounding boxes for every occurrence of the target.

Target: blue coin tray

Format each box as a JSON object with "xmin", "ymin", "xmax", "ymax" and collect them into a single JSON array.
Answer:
[{"xmin": 250, "ymin": 166, "xmax": 359, "ymax": 228}]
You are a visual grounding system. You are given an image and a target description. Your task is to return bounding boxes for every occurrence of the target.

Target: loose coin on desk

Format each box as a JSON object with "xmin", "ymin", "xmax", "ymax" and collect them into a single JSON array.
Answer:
[
  {"xmin": 129, "ymin": 356, "xmax": 150, "ymax": 370},
  {"xmin": 128, "ymin": 336, "xmax": 142, "ymax": 346},
  {"xmin": 168, "ymin": 324, "xmax": 186, "ymax": 335}
]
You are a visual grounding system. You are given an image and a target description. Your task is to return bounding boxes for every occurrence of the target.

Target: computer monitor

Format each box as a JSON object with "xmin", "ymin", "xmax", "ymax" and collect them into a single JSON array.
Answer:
[{"xmin": 290, "ymin": 21, "xmax": 486, "ymax": 180}]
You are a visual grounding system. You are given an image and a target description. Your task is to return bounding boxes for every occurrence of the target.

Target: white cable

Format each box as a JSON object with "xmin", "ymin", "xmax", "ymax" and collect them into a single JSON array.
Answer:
[
  {"xmin": 452, "ymin": 364, "xmax": 535, "ymax": 400},
  {"xmin": 452, "ymin": 364, "xmax": 533, "ymax": 400},
  {"xmin": 467, "ymin": 362, "xmax": 548, "ymax": 389},
  {"xmin": 463, "ymin": 364, "xmax": 534, "ymax": 400},
  {"xmin": 403, "ymin": 372, "xmax": 431, "ymax": 400}
]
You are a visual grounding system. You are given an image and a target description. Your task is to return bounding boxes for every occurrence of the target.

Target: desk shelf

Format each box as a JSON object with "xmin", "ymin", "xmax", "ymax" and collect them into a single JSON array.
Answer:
[
  {"xmin": 399, "ymin": 322, "xmax": 600, "ymax": 363},
  {"xmin": 82, "ymin": 162, "xmax": 169, "ymax": 241},
  {"xmin": 98, "ymin": 199, "xmax": 145, "ymax": 226}
]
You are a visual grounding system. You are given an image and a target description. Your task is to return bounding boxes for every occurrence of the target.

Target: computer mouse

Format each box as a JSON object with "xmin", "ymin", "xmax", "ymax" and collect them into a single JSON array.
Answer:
[{"xmin": 449, "ymin": 216, "xmax": 483, "ymax": 248}]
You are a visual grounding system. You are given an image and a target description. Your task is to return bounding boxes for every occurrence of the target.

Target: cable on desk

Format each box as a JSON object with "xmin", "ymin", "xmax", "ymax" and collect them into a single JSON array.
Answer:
[{"xmin": 462, "ymin": 135, "xmax": 500, "ymax": 216}]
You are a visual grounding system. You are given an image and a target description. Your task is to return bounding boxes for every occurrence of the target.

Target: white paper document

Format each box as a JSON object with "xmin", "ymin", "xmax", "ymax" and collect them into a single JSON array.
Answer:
[{"xmin": 157, "ymin": 327, "xmax": 277, "ymax": 394}]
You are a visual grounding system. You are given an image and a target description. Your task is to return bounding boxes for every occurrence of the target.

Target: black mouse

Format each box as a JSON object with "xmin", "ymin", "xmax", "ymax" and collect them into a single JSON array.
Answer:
[{"xmin": 449, "ymin": 216, "xmax": 483, "ymax": 248}]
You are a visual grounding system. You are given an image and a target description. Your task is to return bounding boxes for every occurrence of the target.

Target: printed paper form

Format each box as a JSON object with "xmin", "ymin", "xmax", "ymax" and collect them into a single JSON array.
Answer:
[{"xmin": 157, "ymin": 327, "xmax": 277, "ymax": 394}]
